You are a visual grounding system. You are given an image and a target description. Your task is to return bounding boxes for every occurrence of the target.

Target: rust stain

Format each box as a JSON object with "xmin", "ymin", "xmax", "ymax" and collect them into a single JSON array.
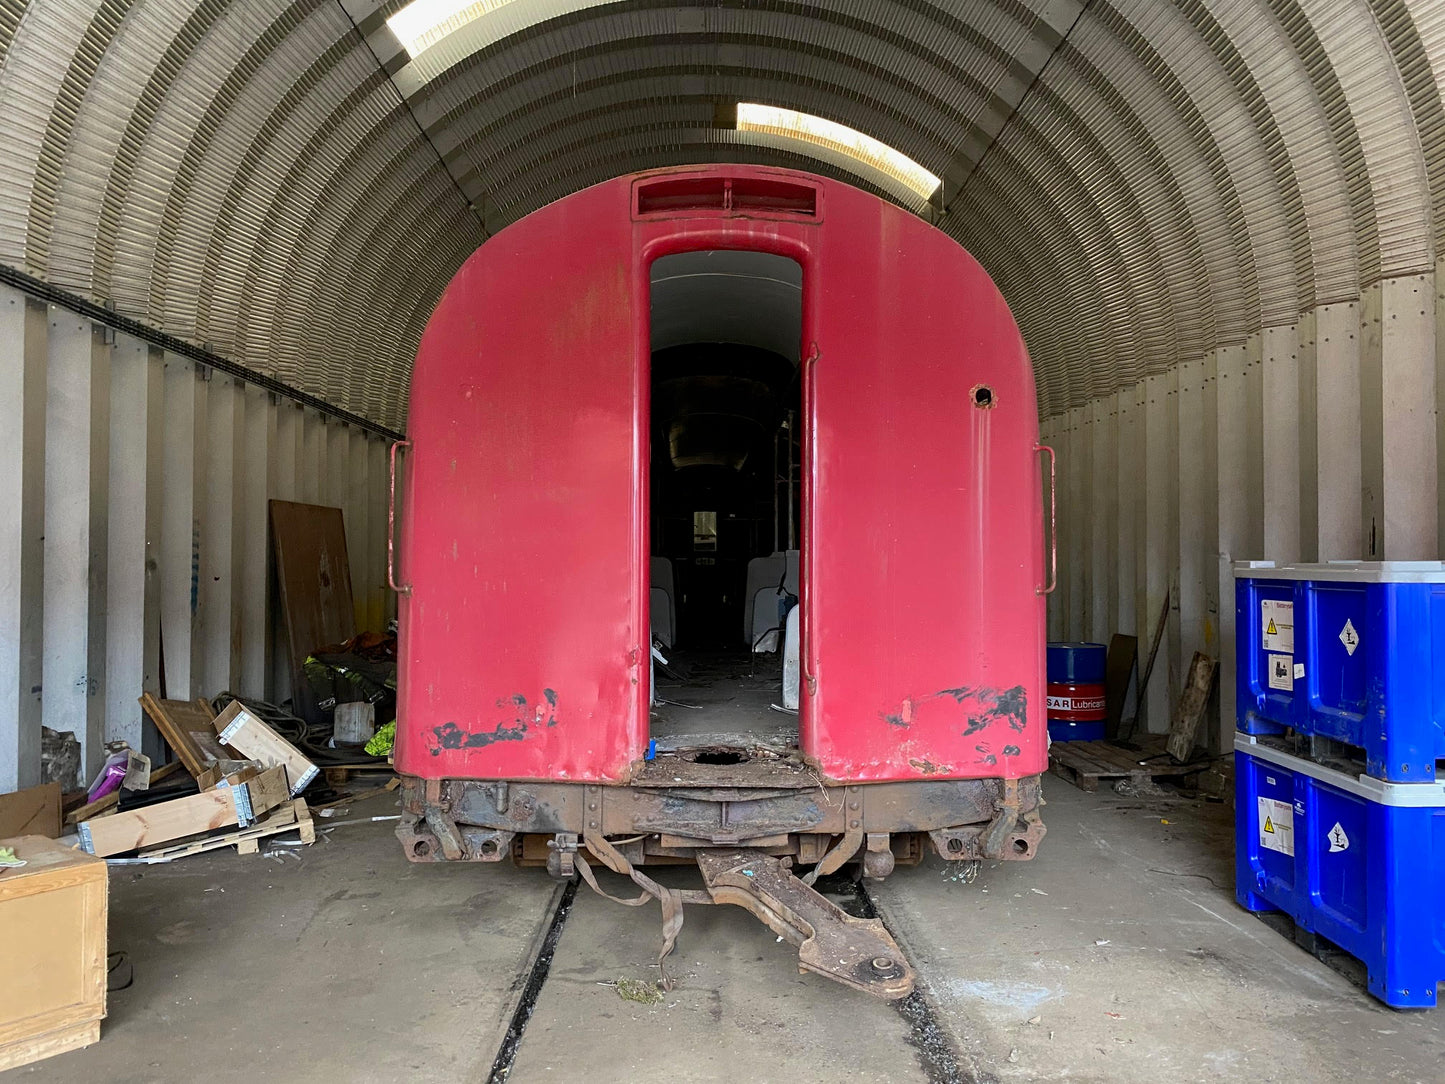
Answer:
[
  {"xmin": 908, "ymin": 757, "xmax": 944, "ymax": 774},
  {"xmin": 881, "ymin": 684, "xmax": 1029, "ymax": 737}
]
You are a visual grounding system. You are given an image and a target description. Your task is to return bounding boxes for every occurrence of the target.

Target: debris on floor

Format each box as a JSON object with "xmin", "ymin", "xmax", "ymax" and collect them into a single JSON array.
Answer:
[
  {"xmin": 36, "ymin": 690, "xmax": 398, "ymax": 865},
  {"xmin": 611, "ymin": 977, "xmax": 665, "ymax": 1004},
  {"xmin": 940, "ymin": 859, "xmax": 981, "ymax": 884},
  {"xmin": 76, "ymin": 765, "xmax": 294, "ymax": 858}
]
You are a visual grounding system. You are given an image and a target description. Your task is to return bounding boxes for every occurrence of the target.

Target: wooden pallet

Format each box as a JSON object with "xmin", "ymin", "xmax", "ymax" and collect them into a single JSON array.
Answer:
[
  {"xmin": 137, "ymin": 798, "xmax": 314, "ymax": 860},
  {"xmin": 1048, "ymin": 738, "xmax": 1208, "ymax": 793}
]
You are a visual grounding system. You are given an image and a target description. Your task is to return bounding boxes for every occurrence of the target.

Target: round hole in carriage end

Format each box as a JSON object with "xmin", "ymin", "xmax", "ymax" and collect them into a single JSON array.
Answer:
[
  {"xmin": 690, "ymin": 750, "xmax": 749, "ymax": 766},
  {"xmin": 1013, "ymin": 838, "xmax": 1030, "ymax": 855},
  {"xmin": 946, "ymin": 837, "xmax": 964, "ymax": 854},
  {"xmin": 413, "ymin": 839, "xmax": 432, "ymax": 858},
  {"xmin": 972, "ymin": 384, "xmax": 995, "ymax": 408},
  {"xmin": 480, "ymin": 839, "xmax": 499, "ymax": 857}
]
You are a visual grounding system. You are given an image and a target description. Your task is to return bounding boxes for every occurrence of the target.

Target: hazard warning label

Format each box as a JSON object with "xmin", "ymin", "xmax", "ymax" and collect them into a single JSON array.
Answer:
[
  {"xmin": 1328, "ymin": 821, "xmax": 1350, "ymax": 853},
  {"xmin": 1261, "ymin": 599, "xmax": 1294, "ymax": 653},
  {"xmin": 1258, "ymin": 797, "xmax": 1295, "ymax": 856}
]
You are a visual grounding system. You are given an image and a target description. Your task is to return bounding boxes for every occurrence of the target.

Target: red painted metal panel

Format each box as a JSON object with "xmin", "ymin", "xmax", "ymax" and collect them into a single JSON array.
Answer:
[
  {"xmin": 395, "ymin": 165, "xmax": 1045, "ymax": 785},
  {"xmin": 798, "ymin": 190, "xmax": 1047, "ymax": 781},
  {"xmin": 393, "ymin": 193, "xmax": 646, "ymax": 781}
]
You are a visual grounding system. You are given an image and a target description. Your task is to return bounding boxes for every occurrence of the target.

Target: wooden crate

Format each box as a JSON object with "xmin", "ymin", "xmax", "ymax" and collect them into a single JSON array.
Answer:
[
  {"xmin": 213, "ymin": 700, "xmax": 319, "ymax": 795},
  {"xmin": 78, "ymin": 765, "xmax": 290, "ymax": 858},
  {"xmin": 0, "ymin": 836, "xmax": 107, "ymax": 1072}
]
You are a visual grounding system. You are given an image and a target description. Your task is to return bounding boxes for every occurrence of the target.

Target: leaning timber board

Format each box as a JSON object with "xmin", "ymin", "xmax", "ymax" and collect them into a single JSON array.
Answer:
[
  {"xmin": 138, "ymin": 800, "xmax": 314, "ymax": 860},
  {"xmin": 78, "ymin": 766, "xmax": 288, "ymax": 857},
  {"xmin": 1048, "ymin": 739, "xmax": 1209, "ymax": 793},
  {"xmin": 269, "ymin": 499, "xmax": 356, "ymax": 723}
]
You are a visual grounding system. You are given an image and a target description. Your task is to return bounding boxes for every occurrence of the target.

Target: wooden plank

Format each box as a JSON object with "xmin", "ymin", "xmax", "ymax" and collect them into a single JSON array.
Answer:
[
  {"xmin": 212, "ymin": 700, "xmax": 318, "ymax": 795},
  {"xmin": 1103, "ymin": 634, "xmax": 1137, "ymax": 741},
  {"xmin": 1059, "ymin": 742, "xmax": 1113, "ymax": 773},
  {"xmin": 1167, "ymin": 653, "xmax": 1218, "ymax": 763},
  {"xmin": 138, "ymin": 693, "xmax": 226, "ymax": 778},
  {"xmin": 0, "ymin": 783, "xmax": 61, "ymax": 839},
  {"xmin": 0, "ymin": 1019, "xmax": 100, "ymax": 1073},
  {"xmin": 1095, "ymin": 745, "xmax": 1146, "ymax": 771},
  {"xmin": 78, "ymin": 765, "xmax": 288, "ymax": 857},
  {"xmin": 294, "ymin": 799, "xmax": 315, "ymax": 843},
  {"xmin": 63, "ymin": 790, "xmax": 118, "ymax": 827},
  {"xmin": 1126, "ymin": 589, "xmax": 1170, "ymax": 739},
  {"xmin": 269, "ymin": 500, "xmax": 356, "ymax": 723}
]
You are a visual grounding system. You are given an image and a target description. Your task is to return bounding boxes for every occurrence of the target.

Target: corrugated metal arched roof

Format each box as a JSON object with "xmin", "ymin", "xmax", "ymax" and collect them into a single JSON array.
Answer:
[{"xmin": 0, "ymin": 0, "xmax": 1440, "ymax": 429}]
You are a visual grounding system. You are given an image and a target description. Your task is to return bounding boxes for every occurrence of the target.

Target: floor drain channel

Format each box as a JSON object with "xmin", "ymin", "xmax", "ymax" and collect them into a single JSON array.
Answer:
[
  {"xmin": 818, "ymin": 874, "xmax": 979, "ymax": 1084},
  {"xmin": 486, "ymin": 878, "xmax": 578, "ymax": 1083}
]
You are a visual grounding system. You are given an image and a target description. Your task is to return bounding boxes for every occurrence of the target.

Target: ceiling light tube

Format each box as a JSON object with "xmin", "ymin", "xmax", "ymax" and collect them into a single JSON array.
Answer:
[{"xmin": 736, "ymin": 102, "xmax": 940, "ymax": 200}]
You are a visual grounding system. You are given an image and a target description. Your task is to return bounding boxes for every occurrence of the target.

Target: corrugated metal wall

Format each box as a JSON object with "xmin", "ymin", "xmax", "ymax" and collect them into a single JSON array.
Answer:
[
  {"xmin": 2, "ymin": 0, "xmax": 1445, "ymax": 779},
  {"xmin": 1040, "ymin": 266, "xmax": 1440, "ymax": 748},
  {"xmin": 0, "ymin": 282, "xmax": 395, "ymax": 790}
]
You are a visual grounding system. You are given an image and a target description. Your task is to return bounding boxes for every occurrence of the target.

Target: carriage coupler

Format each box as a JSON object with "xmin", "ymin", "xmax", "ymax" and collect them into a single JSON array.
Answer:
[{"xmin": 695, "ymin": 849, "xmax": 915, "ymax": 1000}]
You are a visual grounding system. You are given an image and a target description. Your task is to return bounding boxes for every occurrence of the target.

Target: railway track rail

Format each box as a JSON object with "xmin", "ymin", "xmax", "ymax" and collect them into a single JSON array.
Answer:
[{"xmin": 483, "ymin": 872, "xmax": 977, "ymax": 1084}]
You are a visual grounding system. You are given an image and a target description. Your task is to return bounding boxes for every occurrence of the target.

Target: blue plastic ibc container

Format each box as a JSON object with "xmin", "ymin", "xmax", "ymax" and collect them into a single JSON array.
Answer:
[
  {"xmin": 1235, "ymin": 735, "xmax": 1445, "ymax": 1008},
  {"xmin": 1235, "ymin": 561, "xmax": 1445, "ymax": 782}
]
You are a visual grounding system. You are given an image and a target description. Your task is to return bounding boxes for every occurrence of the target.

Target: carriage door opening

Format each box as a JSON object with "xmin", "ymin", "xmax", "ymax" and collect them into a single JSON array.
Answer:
[{"xmin": 648, "ymin": 250, "xmax": 803, "ymax": 752}]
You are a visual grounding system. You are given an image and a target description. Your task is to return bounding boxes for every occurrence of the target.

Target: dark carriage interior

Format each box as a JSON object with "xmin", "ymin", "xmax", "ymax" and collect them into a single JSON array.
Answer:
[{"xmin": 647, "ymin": 250, "xmax": 804, "ymax": 752}]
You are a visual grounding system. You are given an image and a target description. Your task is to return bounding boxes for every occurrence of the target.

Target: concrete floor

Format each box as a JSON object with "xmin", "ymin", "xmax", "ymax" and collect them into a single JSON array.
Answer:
[{"xmin": 12, "ymin": 779, "xmax": 1445, "ymax": 1083}]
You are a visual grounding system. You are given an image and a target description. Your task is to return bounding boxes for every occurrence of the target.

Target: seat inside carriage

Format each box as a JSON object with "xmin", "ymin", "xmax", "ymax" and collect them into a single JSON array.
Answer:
[{"xmin": 647, "ymin": 250, "xmax": 804, "ymax": 761}]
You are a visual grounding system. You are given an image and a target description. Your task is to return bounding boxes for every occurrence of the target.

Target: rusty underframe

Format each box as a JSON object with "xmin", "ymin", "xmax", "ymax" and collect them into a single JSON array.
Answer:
[{"xmin": 396, "ymin": 756, "xmax": 1045, "ymax": 999}]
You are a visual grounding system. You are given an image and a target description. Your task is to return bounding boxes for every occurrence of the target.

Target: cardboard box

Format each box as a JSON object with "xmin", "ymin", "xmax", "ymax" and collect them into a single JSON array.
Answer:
[{"xmin": 0, "ymin": 836, "xmax": 107, "ymax": 1071}]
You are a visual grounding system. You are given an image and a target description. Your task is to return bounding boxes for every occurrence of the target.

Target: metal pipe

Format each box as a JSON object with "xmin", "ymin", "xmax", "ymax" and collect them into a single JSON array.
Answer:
[
  {"xmin": 773, "ymin": 422, "xmax": 781, "ymax": 552},
  {"xmin": 786, "ymin": 410, "xmax": 796, "ymax": 551},
  {"xmin": 0, "ymin": 262, "xmax": 404, "ymax": 441}
]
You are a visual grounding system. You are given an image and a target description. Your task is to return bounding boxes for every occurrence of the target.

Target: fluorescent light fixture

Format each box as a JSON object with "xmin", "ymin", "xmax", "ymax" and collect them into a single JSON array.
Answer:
[
  {"xmin": 736, "ymin": 102, "xmax": 940, "ymax": 200},
  {"xmin": 387, "ymin": 0, "xmax": 515, "ymax": 58}
]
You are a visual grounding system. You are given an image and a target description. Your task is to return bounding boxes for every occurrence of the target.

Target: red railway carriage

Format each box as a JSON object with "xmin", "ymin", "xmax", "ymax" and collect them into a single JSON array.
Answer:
[{"xmin": 390, "ymin": 165, "xmax": 1051, "ymax": 998}]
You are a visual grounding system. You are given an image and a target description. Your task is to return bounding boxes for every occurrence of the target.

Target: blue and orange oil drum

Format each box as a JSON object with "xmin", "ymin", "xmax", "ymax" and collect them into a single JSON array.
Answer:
[{"xmin": 1046, "ymin": 642, "xmax": 1107, "ymax": 741}]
